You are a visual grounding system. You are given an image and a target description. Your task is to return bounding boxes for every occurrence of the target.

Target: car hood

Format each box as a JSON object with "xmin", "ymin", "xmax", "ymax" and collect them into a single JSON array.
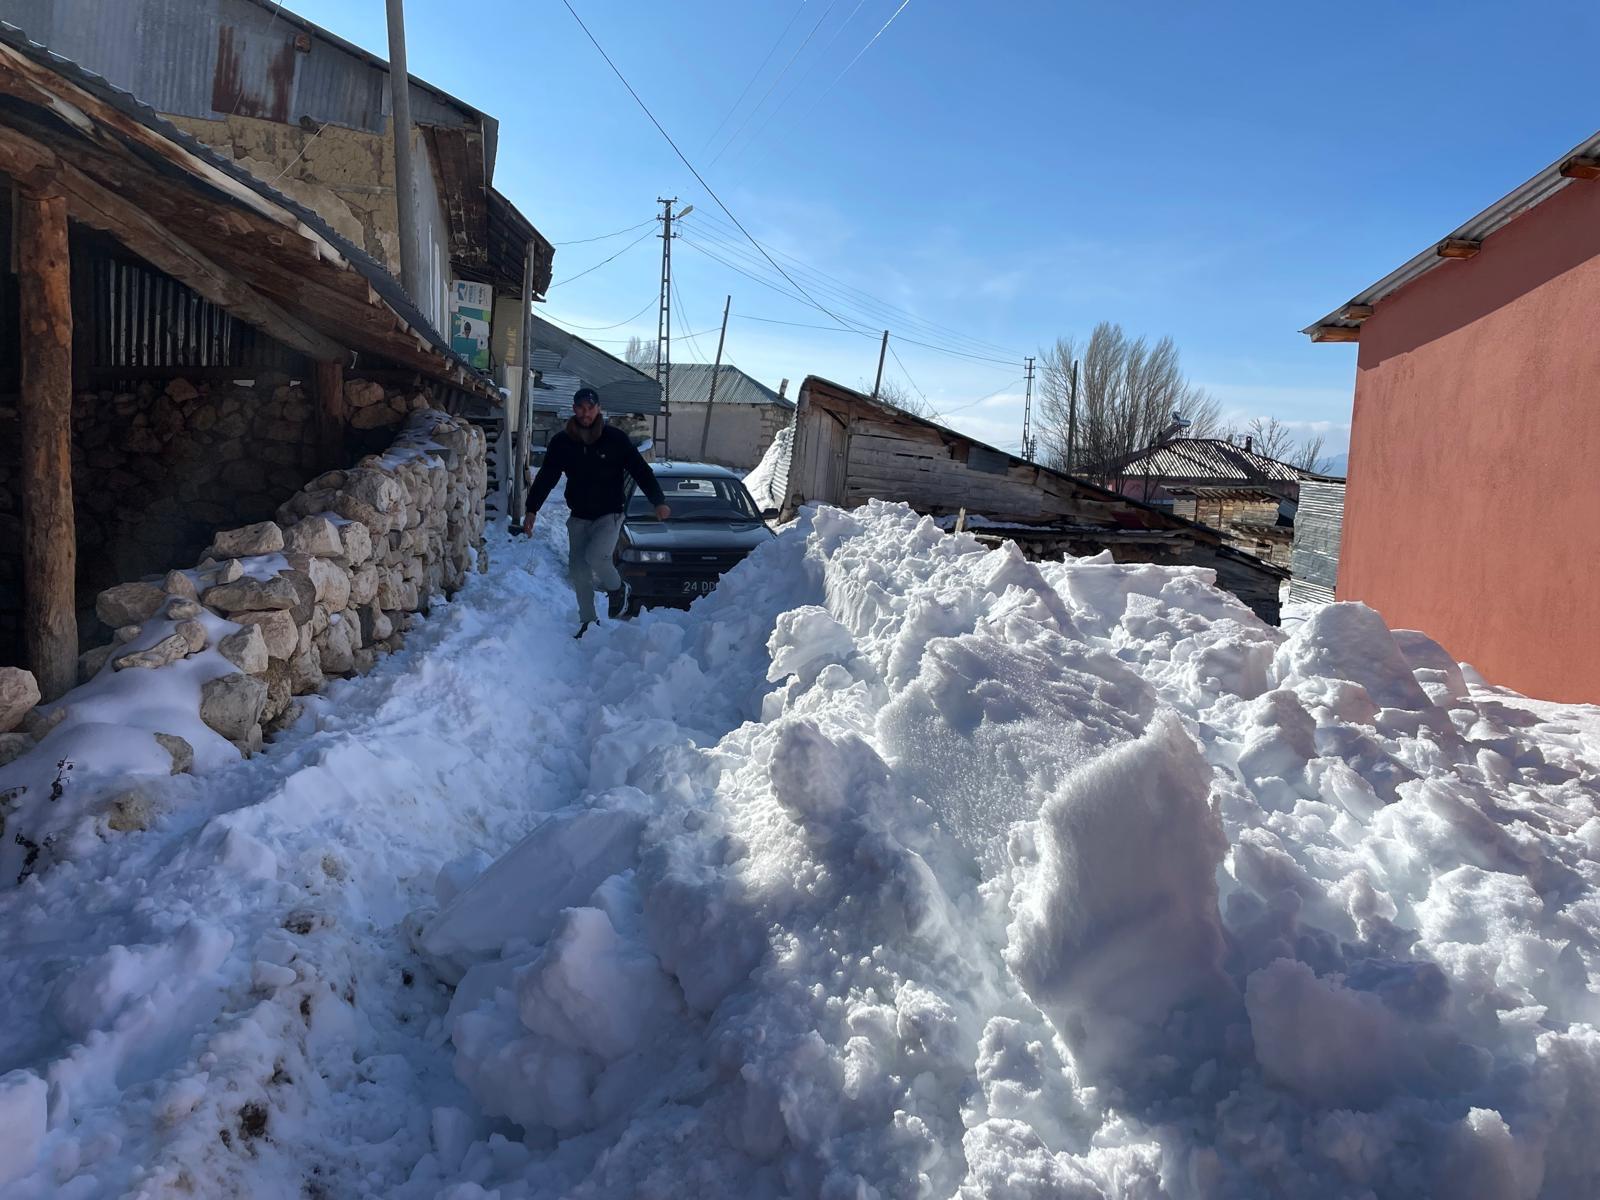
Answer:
[{"xmin": 623, "ymin": 519, "xmax": 774, "ymax": 552}]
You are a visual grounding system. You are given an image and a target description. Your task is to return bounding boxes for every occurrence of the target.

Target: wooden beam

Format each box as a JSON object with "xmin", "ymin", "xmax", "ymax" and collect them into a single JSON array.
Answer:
[
  {"xmin": 1559, "ymin": 156, "xmax": 1600, "ymax": 181},
  {"xmin": 17, "ymin": 187, "xmax": 78, "ymax": 700},
  {"xmin": 1437, "ymin": 238, "xmax": 1481, "ymax": 260},
  {"xmin": 1309, "ymin": 325, "xmax": 1361, "ymax": 343},
  {"xmin": 314, "ymin": 358, "xmax": 345, "ymax": 469},
  {"xmin": 1338, "ymin": 303, "xmax": 1375, "ymax": 321},
  {"xmin": 0, "ymin": 126, "xmax": 347, "ymax": 362}
]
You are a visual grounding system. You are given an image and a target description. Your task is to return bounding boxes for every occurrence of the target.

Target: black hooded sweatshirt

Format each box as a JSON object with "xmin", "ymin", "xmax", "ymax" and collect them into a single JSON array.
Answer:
[{"xmin": 525, "ymin": 416, "xmax": 666, "ymax": 521}]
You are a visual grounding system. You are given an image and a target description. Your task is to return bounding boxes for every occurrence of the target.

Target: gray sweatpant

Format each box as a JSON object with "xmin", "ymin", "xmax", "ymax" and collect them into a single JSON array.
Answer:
[{"xmin": 566, "ymin": 512, "xmax": 625, "ymax": 624}]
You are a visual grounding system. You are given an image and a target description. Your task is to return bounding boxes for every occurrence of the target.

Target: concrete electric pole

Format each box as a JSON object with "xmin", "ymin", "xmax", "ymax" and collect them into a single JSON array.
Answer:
[{"xmin": 385, "ymin": 0, "xmax": 423, "ymax": 306}]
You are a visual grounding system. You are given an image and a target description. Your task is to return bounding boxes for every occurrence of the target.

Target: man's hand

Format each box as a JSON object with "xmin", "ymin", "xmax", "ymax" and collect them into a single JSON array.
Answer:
[
  {"xmin": 655, "ymin": 504, "xmax": 671, "ymax": 521},
  {"xmin": 522, "ymin": 512, "xmax": 536, "ymax": 536}
]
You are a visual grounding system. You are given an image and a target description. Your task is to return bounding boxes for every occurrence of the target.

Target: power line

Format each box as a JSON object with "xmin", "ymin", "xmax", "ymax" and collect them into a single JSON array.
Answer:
[
  {"xmin": 706, "ymin": 0, "xmax": 842, "ymax": 168},
  {"xmin": 541, "ymin": 296, "xmax": 659, "ymax": 330},
  {"xmin": 724, "ymin": 0, "xmax": 874, "ymax": 164},
  {"xmin": 686, "ymin": 211, "xmax": 1021, "ymax": 359},
  {"xmin": 556, "ymin": 0, "xmax": 864, "ymax": 339},
  {"xmin": 553, "ymin": 219, "xmax": 656, "ymax": 246},
  {"xmin": 699, "ymin": 0, "xmax": 811, "ymax": 154},
  {"xmin": 887, "ymin": 340, "xmax": 929, "ymax": 409},
  {"xmin": 547, "ymin": 226, "xmax": 656, "ymax": 289},
  {"xmin": 802, "ymin": 0, "xmax": 915, "ymax": 119}
]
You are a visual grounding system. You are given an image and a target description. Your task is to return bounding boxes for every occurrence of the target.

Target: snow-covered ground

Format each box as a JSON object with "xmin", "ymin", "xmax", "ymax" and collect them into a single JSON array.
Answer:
[{"xmin": 3, "ymin": 502, "xmax": 1599, "ymax": 1199}]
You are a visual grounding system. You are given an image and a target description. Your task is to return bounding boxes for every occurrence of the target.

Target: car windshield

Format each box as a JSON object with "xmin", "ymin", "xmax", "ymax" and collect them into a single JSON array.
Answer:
[{"xmin": 628, "ymin": 475, "xmax": 761, "ymax": 521}]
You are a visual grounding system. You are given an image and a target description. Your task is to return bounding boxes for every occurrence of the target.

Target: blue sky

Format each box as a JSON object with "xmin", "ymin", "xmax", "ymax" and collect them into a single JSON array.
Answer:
[{"xmin": 307, "ymin": 0, "xmax": 1600, "ymax": 457}]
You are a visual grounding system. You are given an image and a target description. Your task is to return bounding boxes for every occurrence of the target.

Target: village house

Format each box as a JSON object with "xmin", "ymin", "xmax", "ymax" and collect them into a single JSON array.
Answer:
[
  {"xmin": 0, "ymin": 18, "xmax": 497, "ymax": 756},
  {"xmin": 655, "ymin": 363, "xmax": 794, "ymax": 471},
  {"xmin": 778, "ymin": 378, "xmax": 1288, "ymax": 621},
  {"xmin": 1101, "ymin": 437, "xmax": 1340, "ymax": 570},
  {"xmin": 1305, "ymin": 131, "xmax": 1600, "ymax": 703},
  {"xmin": 0, "ymin": 0, "xmax": 557, "ymax": 519}
]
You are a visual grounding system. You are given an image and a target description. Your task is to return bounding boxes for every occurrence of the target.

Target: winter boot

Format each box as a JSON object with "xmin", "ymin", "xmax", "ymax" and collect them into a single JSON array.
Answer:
[
  {"xmin": 607, "ymin": 582, "xmax": 630, "ymax": 620},
  {"xmin": 574, "ymin": 621, "xmax": 593, "ymax": 640}
]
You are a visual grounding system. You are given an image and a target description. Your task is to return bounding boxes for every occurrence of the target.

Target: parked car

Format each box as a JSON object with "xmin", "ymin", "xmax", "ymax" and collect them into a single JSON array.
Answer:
[{"xmin": 617, "ymin": 462, "xmax": 776, "ymax": 613}]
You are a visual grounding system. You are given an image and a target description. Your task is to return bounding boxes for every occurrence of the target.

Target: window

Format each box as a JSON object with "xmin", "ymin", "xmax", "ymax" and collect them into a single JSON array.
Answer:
[{"xmin": 628, "ymin": 476, "xmax": 761, "ymax": 521}]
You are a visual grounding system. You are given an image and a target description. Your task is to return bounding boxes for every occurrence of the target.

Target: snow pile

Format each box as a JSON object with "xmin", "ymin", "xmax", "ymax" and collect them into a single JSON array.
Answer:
[{"xmin": 416, "ymin": 501, "xmax": 1600, "ymax": 1199}]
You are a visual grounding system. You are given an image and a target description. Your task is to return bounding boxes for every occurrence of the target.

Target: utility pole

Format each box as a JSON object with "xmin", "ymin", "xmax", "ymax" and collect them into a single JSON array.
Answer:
[
  {"xmin": 1066, "ymin": 358, "xmax": 1080, "ymax": 475},
  {"xmin": 385, "ymin": 0, "xmax": 423, "ymax": 306},
  {"xmin": 655, "ymin": 198, "xmax": 692, "ymax": 460},
  {"xmin": 510, "ymin": 240, "xmax": 536, "ymax": 527},
  {"xmin": 1022, "ymin": 356, "xmax": 1035, "ymax": 461},
  {"xmin": 698, "ymin": 294, "xmax": 731, "ymax": 461},
  {"xmin": 872, "ymin": 330, "xmax": 889, "ymax": 399}
]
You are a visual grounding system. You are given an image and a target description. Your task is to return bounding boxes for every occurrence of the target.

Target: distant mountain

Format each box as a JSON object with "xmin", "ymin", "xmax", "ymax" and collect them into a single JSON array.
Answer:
[{"xmin": 1319, "ymin": 452, "xmax": 1349, "ymax": 477}]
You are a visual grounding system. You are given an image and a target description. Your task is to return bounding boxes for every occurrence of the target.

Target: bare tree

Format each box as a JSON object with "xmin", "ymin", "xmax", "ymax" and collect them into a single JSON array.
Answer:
[
  {"xmin": 1036, "ymin": 321, "xmax": 1221, "ymax": 489},
  {"xmin": 623, "ymin": 335, "xmax": 657, "ymax": 376},
  {"xmin": 863, "ymin": 375, "xmax": 935, "ymax": 419},
  {"xmin": 1292, "ymin": 433, "xmax": 1329, "ymax": 473},
  {"xmin": 1245, "ymin": 416, "xmax": 1297, "ymax": 462}
]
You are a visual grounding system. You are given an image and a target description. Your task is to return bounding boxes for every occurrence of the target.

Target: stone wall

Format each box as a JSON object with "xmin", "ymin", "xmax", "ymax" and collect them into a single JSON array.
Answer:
[
  {"xmin": 0, "ymin": 374, "xmax": 436, "ymax": 667},
  {"xmin": 0, "ymin": 409, "xmax": 487, "ymax": 774}
]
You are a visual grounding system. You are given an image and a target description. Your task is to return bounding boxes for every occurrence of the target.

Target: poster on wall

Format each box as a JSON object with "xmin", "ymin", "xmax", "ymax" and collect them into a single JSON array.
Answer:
[{"xmin": 449, "ymin": 280, "xmax": 493, "ymax": 369}]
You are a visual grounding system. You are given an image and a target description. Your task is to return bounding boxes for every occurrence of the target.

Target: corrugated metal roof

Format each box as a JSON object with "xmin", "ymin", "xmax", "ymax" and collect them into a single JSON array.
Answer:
[
  {"xmin": 526, "ymin": 314, "xmax": 661, "ymax": 415},
  {"xmin": 659, "ymin": 363, "xmax": 794, "ymax": 409},
  {"xmin": 1115, "ymin": 438, "xmax": 1313, "ymax": 483},
  {"xmin": 1304, "ymin": 129, "xmax": 1600, "ymax": 338},
  {"xmin": 0, "ymin": 0, "xmax": 489, "ymax": 136},
  {"xmin": 1289, "ymin": 479, "xmax": 1345, "ymax": 604},
  {"xmin": 0, "ymin": 19, "xmax": 488, "ymax": 388}
]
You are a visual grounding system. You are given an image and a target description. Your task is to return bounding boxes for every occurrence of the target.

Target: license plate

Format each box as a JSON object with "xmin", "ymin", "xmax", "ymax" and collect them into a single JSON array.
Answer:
[{"xmin": 682, "ymin": 580, "xmax": 716, "ymax": 595}]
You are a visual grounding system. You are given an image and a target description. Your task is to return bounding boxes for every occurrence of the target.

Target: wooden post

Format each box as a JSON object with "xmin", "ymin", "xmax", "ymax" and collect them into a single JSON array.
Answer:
[
  {"xmin": 17, "ymin": 188, "xmax": 78, "ymax": 700},
  {"xmin": 314, "ymin": 358, "xmax": 345, "ymax": 468}
]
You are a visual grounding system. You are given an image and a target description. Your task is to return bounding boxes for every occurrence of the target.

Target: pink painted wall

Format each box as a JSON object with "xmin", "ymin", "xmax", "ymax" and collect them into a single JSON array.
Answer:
[{"xmin": 1342, "ymin": 176, "xmax": 1600, "ymax": 703}]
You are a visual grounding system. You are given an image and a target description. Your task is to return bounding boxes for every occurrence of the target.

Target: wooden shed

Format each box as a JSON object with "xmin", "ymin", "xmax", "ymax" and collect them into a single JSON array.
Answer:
[{"xmin": 780, "ymin": 378, "xmax": 1288, "ymax": 621}]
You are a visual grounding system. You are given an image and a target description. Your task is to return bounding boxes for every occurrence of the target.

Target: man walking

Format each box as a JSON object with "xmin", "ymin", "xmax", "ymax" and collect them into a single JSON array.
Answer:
[{"xmin": 523, "ymin": 386, "xmax": 669, "ymax": 637}]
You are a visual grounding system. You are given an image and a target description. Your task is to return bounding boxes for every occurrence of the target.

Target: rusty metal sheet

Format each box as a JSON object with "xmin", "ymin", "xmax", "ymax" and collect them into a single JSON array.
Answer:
[{"xmin": 210, "ymin": 18, "xmax": 297, "ymax": 123}]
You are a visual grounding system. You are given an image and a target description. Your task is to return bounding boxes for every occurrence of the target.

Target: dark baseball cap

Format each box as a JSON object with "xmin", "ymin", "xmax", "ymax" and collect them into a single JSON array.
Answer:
[{"xmin": 573, "ymin": 386, "xmax": 601, "ymax": 408}]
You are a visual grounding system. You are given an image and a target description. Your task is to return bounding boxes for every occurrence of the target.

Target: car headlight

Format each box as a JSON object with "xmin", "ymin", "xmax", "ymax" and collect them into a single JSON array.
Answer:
[{"xmin": 620, "ymin": 548, "xmax": 670, "ymax": 563}]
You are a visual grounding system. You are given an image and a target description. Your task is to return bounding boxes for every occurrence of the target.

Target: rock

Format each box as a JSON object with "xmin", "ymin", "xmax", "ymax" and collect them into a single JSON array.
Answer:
[
  {"xmin": 96, "ymin": 581, "xmax": 166, "ymax": 627},
  {"xmin": 339, "ymin": 522, "xmax": 373, "ymax": 565},
  {"xmin": 114, "ymin": 633, "xmax": 190, "ymax": 671},
  {"xmin": 265, "ymin": 700, "xmax": 303, "ymax": 736},
  {"xmin": 20, "ymin": 705, "xmax": 67, "ymax": 738},
  {"xmin": 107, "ymin": 789, "xmax": 156, "ymax": 833},
  {"xmin": 261, "ymin": 660, "xmax": 292, "ymax": 723},
  {"xmin": 307, "ymin": 559, "xmax": 352, "ymax": 611},
  {"xmin": 214, "ymin": 559, "xmax": 245, "ymax": 584},
  {"xmin": 316, "ymin": 618, "xmax": 356, "ymax": 676},
  {"xmin": 276, "ymin": 568, "xmax": 317, "ymax": 626},
  {"xmin": 343, "ymin": 379, "xmax": 387, "ymax": 409},
  {"xmin": 199, "ymin": 672, "xmax": 269, "ymax": 740},
  {"xmin": 176, "ymin": 619, "xmax": 208, "ymax": 655},
  {"xmin": 154, "ymin": 732, "xmax": 194, "ymax": 775},
  {"xmin": 342, "ymin": 470, "xmax": 404, "ymax": 517},
  {"xmin": 166, "ymin": 598, "xmax": 202, "ymax": 621},
  {"xmin": 0, "ymin": 731, "xmax": 36, "ymax": 767},
  {"xmin": 219, "ymin": 625, "xmax": 269, "ymax": 674},
  {"xmin": 202, "ymin": 575, "xmax": 299, "ymax": 613},
  {"xmin": 114, "ymin": 624, "xmax": 142, "ymax": 645},
  {"xmin": 349, "ymin": 564, "xmax": 380, "ymax": 607},
  {"xmin": 164, "ymin": 377, "xmax": 199, "ymax": 402},
  {"xmin": 0, "ymin": 668, "xmax": 42, "ymax": 733},
  {"xmin": 358, "ymin": 603, "xmax": 393, "ymax": 645},
  {"xmin": 164, "ymin": 570, "xmax": 199, "ymax": 601},
  {"xmin": 79, "ymin": 645, "xmax": 115, "ymax": 682},
  {"xmin": 352, "ymin": 648, "xmax": 377, "ymax": 675},
  {"xmin": 284, "ymin": 514, "xmax": 344, "ymax": 558},
  {"xmin": 233, "ymin": 723, "xmax": 264, "ymax": 758},
  {"xmin": 232, "ymin": 610, "xmax": 298, "ymax": 660},
  {"xmin": 207, "ymin": 521, "xmax": 285, "ymax": 559},
  {"xmin": 308, "ymin": 470, "xmax": 347, "ymax": 492},
  {"xmin": 288, "ymin": 643, "xmax": 324, "ymax": 694}
]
